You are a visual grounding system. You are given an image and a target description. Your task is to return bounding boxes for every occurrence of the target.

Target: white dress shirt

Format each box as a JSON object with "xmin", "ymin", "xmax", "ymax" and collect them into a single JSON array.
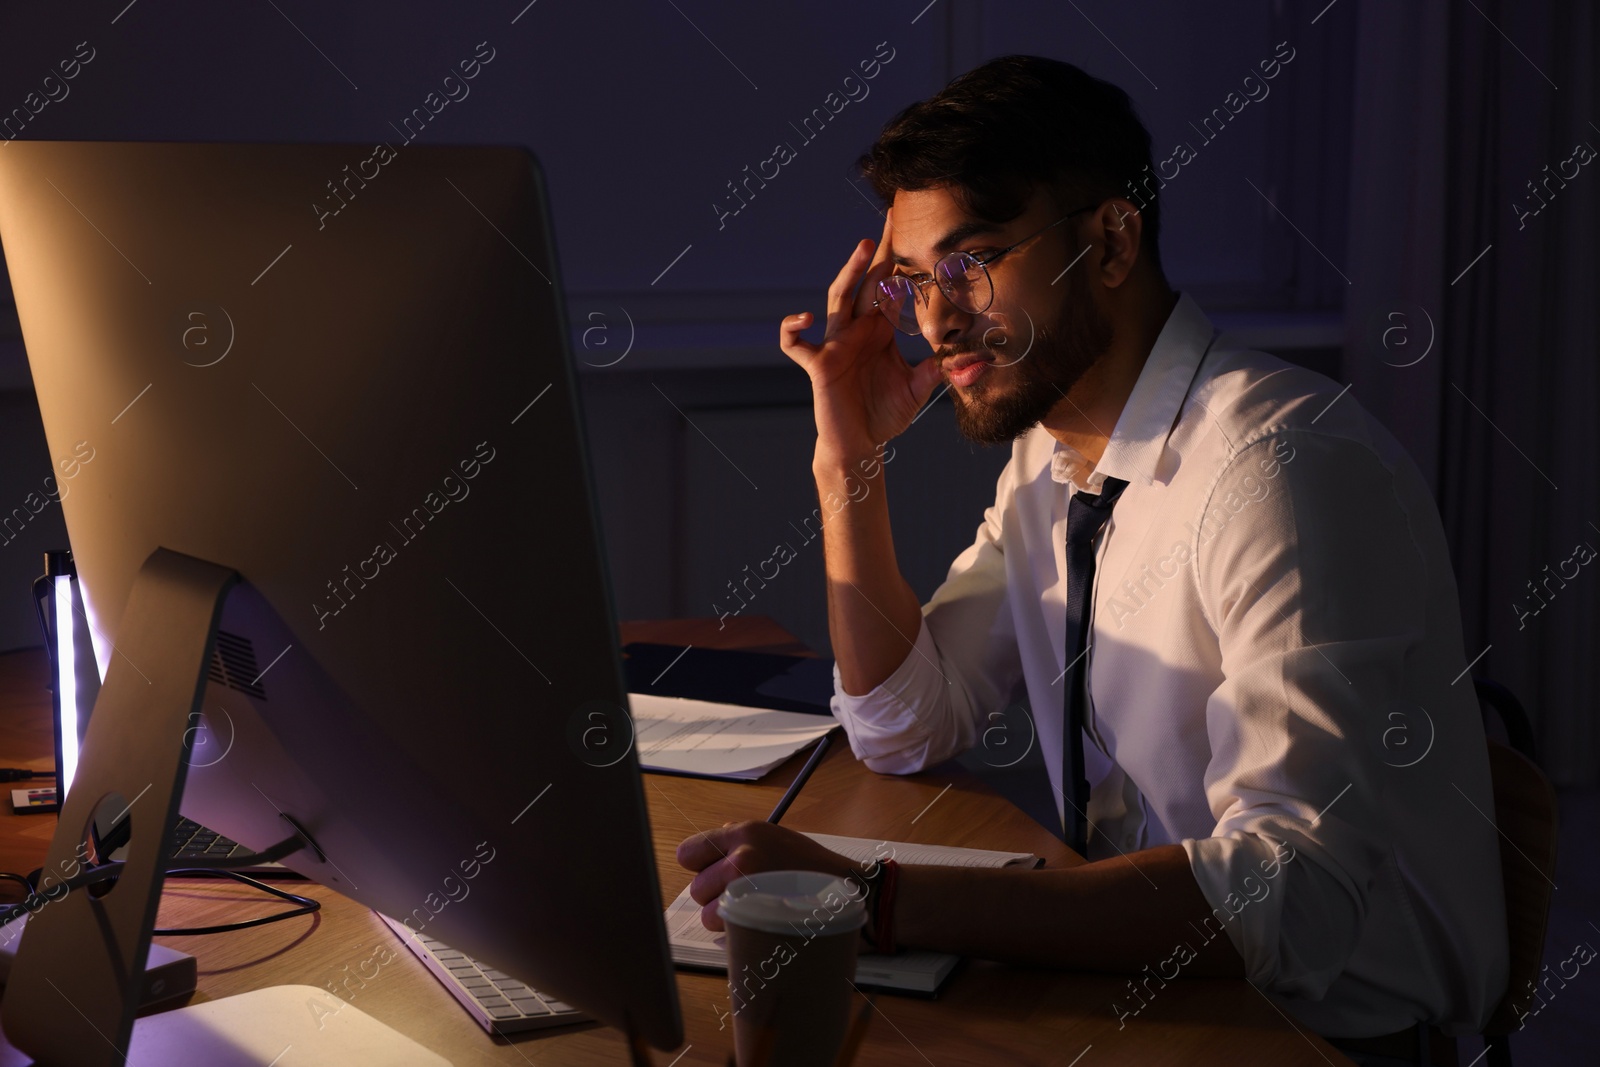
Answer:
[{"xmin": 829, "ymin": 291, "xmax": 1509, "ymax": 1038}]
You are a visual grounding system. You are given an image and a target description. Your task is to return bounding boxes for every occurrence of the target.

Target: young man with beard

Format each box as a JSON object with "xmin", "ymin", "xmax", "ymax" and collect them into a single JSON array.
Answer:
[{"xmin": 676, "ymin": 55, "xmax": 1506, "ymax": 1065}]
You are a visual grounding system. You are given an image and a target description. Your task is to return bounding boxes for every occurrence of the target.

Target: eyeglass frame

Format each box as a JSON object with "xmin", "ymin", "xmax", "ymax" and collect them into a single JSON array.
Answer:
[{"xmin": 870, "ymin": 200, "xmax": 1103, "ymax": 334}]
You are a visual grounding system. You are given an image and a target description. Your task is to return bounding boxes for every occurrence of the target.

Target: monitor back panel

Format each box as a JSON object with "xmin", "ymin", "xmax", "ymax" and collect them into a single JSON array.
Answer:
[{"xmin": 0, "ymin": 141, "xmax": 681, "ymax": 1049}]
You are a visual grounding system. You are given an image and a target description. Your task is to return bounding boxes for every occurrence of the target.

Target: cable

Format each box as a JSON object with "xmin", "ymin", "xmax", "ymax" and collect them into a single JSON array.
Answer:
[
  {"xmin": 0, "ymin": 830, "xmax": 321, "ymax": 935},
  {"xmin": 0, "ymin": 768, "xmax": 54, "ymax": 782},
  {"xmin": 0, "ymin": 871, "xmax": 36, "ymax": 896},
  {"xmin": 0, "ymin": 864, "xmax": 114, "ymax": 929},
  {"xmin": 0, "ymin": 864, "xmax": 320, "ymax": 935},
  {"xmin": 152, "ymin": 868, "xmax": 319, "ymax": 936}
]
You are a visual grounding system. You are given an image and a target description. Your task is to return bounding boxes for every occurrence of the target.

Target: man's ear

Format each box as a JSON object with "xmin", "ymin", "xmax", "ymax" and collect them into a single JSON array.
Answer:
[{"xmin": 1095, "ymin": 197, "xmax": 1144, "ymax": 289}]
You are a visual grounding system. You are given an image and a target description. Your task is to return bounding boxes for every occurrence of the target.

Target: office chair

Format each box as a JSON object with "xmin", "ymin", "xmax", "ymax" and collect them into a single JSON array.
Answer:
[{"xmin": 1472, "ymin": 677, "xmax": 1559, "ymax": 1067}]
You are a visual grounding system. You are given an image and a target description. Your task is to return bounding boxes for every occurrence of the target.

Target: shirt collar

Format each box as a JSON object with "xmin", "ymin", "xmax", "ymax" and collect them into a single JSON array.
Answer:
[{"xmin": 1048, "ymin": 291, "xmax": 1217, "ymax": 494}]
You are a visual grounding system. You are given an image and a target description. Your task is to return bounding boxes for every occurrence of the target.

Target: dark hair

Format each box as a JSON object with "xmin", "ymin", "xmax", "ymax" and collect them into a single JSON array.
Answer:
[{"xmin": 857, "ymin": 54, "xmax": 1162, "ymax": 271}]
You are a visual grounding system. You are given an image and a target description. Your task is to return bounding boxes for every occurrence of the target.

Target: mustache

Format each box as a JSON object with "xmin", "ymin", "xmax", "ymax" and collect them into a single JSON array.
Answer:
[
  {"xmin": 937, "ymin": 340, "xmax": 1000, "ymax": 359},
  {"xmin": 937, "ymin": 323, "xmax": 1023, "ymax": 361},
  {"xmin": 934, "ymin": 342, "xmax": 1004, "ymax": 363},
  {"xmin": 940, "ymin": 309, "xmax": 1044, "ymax": 370}
]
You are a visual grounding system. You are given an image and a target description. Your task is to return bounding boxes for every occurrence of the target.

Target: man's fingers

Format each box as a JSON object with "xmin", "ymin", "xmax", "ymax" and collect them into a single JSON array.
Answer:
[
  {"xmin": 675, "ymin": 826, "xmax": 732, "ymax": 872},
  {"xmin": 824, "ymin": 238, "xmax": 875, "ymax": 340},
  {"xmin": 866, "ymin": 207, "xmax": 895, "ymax": 275},
  {"xmin": 853, "ymin": 255, "xmax": 897, "ymax": 322},
  {"xmin": 911, "ymin": 351, "xmax": 944, "ymax": 406},
  {"xmin": 872, "ymin": 205, "xmax": 895, "ymax": 270},
  {"xmin": 699, "ymin": 897, "xmax": 725, "ymax": 932},
  {"xmin": 688, "ymin": 850, "xmax": 748, "ymax": 907},
  {"xmin": 853, "ymin": 207, "xmax": 897, "ymax": 318},
  {"xmin": 779, "ymin": 311, "xmax": 821, "ymax": 365}
]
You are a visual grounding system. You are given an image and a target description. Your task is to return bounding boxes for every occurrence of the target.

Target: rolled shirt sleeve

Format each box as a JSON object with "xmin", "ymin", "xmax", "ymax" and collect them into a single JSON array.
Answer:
[
  {"xmin": 829, "ymin": 446, "xmax": 1026, "ymax": 774},
  {"xmin": 1181, "ymin": 430, "xmax": 1425, "ymax": 999}
]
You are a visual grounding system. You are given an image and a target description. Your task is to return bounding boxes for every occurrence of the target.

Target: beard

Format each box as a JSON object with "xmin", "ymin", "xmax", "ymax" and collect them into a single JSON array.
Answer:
[{"xmin": 945, "ymin": 272, "xmax": 1114, "ymax": 446}]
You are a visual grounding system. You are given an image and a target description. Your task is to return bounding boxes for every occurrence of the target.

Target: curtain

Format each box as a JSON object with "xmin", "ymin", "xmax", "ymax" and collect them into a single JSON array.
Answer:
[{"xmin": 1343, "ymin": 0, "xmax": 1599, "ymax": 786}]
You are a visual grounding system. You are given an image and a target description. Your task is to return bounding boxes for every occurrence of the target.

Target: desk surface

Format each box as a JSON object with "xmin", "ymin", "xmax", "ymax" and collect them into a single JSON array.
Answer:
[{"xmin": 0, "ymin": 619, "xmax": 1350, "ymax": 1066}]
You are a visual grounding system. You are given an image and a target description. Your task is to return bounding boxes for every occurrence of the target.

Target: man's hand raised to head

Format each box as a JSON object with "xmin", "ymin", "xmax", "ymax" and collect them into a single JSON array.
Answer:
[
  {"xmin": 779, "ymin": 208, "xmax": 943, "ymax": 464},
  {"xmin": 781, "ymin": 207, "xmax": 935, "ymax": 698}
]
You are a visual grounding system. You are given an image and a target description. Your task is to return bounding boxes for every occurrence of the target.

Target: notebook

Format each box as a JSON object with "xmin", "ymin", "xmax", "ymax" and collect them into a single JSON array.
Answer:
[{"xmin": 664, "ymin": 832, "xmax": 1043, "ymax": 994}]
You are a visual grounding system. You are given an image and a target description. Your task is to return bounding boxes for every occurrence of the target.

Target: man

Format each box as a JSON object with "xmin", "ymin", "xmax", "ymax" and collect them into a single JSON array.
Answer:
[{"xmin": 676, "ymin": 55, "xmax": 1506, "ymax": 1065}]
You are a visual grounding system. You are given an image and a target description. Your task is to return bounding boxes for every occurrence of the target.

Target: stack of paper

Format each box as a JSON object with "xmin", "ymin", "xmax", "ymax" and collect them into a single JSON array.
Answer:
[{"xmin": 628, "ymin": 693, "xmax": 837, "ymax": 780}]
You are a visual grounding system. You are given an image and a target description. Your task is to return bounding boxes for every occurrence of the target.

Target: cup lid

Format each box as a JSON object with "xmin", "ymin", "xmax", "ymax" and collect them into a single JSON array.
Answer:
[{"xmin": 716, "ymin": 870, "xmax": 868, "ymax": 936}]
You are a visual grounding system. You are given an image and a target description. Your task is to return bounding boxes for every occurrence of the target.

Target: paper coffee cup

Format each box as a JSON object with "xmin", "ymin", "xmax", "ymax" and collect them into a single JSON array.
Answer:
[{"xmin": 718, "ymin": 870, "xmax": 867, "ymax": 1067}]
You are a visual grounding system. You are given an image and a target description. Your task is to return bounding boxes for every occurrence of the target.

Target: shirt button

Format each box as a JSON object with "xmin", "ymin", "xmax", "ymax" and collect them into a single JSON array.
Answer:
[{"xmin": 1123, "ymin": 833, "xmax": 1138, "ymax": 850}]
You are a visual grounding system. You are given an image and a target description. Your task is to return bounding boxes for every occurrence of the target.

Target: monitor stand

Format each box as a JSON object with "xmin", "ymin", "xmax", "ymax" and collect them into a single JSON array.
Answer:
[
  {"xmin": 0, "ymin": 547, "xmax": 656, "ymax": 1066},
  {"xmin": 0, "ymin": 548, "xmax": 416, "ymax": 1067},
  {"xmin": 1, "ymin": 549, "xmax": 234, "ymax": 1064}
]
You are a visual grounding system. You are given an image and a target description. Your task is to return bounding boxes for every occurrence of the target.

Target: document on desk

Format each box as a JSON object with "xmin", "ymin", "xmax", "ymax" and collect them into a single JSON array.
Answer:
[
  {"xmin": 664, "ymin": 832, "xmax": 1043, "ymax": 994},
  {"xmin": 628, "ymin": 692, "xmax": 836, "ymax": 780}
]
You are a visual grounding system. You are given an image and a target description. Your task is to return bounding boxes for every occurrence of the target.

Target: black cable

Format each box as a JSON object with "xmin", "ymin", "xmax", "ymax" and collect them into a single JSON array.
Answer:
[
  {"xmin": 0, "ymin": 864, "xmax": 117, "ymax": 929},
  {"xmin": 0, "ymin": 830, "xmax": 320, "ymax": 935},
  {"xmin": 153, "ymin": 868, "xmax": 319, "ymax": 936},
  {"xmin": 0, "ymin": 768, "xmax": 54, "ymax": 782},
  {"xmin": 0, "ymin": 871, "xmax": 35, "ymax": 896}
]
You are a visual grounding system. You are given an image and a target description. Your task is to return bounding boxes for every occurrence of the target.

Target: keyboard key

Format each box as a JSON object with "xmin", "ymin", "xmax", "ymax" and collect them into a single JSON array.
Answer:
[
  {"xmin": 508, "ymin": 995, "xmax": 551, "ymax": 1016},
  {"xmin": 374, "ymin": 911, "xmax": 587, "ymax": 1034}
]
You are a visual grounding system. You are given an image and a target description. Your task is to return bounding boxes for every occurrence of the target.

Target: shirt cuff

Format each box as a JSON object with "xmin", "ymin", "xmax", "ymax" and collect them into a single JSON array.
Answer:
[
  {"xmin": 1182, "ymin": 829, "xmax": 1361, "ymax": 1000},
  {"xmin": 1181, "ymin": 830, "xmax": 1294, "ymax": 988},
  {"xmin": 829, "ymin": 615, "xmax": 964, "ymax": 773}
]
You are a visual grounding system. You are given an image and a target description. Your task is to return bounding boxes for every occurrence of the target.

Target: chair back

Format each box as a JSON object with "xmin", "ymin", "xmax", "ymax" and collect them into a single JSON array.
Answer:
[{"xmin": 1480, "ymin": 737, "xmax": 1559, "ymax": 1036}]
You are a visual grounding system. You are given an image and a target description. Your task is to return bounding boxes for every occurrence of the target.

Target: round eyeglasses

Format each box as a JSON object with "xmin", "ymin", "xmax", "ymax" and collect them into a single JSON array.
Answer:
[{"xmin": 871, "ymin": 202, "xmax": 1101, "ymax": 335}]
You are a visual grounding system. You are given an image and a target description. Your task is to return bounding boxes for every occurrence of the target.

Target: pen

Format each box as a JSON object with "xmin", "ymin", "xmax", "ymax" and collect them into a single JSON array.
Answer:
[{"xmin": 765, "ymin": 728, "xmax": 837, "ymax": 824}]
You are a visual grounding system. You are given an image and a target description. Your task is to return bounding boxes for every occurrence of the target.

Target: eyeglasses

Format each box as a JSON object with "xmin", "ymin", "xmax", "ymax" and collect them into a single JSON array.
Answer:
[{"xmin": 871, "ymin": 202, "xmax": 1101, "ymax": 335}]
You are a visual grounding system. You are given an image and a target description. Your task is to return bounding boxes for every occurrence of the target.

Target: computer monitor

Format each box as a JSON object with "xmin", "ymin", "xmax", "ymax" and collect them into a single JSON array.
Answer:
[{"xmin": 0, "ymin": 141, "xmax": 682, "ymax": 1056}]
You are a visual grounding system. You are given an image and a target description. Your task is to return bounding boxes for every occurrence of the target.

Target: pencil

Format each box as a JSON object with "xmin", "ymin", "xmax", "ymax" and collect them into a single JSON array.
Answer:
[{"xmin": 766, "ymin": 727, "xmax": 837, "ymax": 824}]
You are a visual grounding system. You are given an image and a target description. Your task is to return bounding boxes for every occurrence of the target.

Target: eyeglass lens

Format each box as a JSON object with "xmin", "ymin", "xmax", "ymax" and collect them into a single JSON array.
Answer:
[{"xmin": 875, "ymin": 253, "xmax": 994, "ymax": 335}]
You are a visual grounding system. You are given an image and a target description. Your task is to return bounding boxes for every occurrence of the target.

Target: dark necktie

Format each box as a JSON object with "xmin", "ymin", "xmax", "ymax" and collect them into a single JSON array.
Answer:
[{"xmin": 1062, "ymin": 475, "xmax": 1128, "ymax": 856}]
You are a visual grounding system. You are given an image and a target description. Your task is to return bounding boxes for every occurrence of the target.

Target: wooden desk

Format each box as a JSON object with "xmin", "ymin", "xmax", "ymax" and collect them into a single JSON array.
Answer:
[{"xmin": 0, "ymin": 622, "xmax": 1350, "ymax": 1065}]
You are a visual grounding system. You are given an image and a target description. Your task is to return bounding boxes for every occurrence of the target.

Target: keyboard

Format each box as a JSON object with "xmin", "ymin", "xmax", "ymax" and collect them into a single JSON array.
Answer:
[
  {"xmin": 375, "ymin": 911, "xmax": 589, "ymax": 1034},
  {"xmin": 166, "ymin": 816, "xmax": 293, "ymax": 876}
]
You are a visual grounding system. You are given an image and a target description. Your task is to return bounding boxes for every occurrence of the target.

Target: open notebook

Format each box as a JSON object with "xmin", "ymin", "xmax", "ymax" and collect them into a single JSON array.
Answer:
[{"xmin": 664, "ymin": 832, "xmax": 1043, "ymax": 994}]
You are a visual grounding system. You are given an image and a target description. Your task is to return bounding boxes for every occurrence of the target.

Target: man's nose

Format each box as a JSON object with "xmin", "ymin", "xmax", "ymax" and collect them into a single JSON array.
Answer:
[{"xmin": 919, "ymin": 285, "xmax": 972, "ymax": 349}]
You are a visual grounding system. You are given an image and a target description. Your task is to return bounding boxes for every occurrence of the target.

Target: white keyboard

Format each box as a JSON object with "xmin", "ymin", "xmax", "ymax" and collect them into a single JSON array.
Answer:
[{"xmin": 376, "ymin": 912, "xmax": 589, "ymax": 1034}]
